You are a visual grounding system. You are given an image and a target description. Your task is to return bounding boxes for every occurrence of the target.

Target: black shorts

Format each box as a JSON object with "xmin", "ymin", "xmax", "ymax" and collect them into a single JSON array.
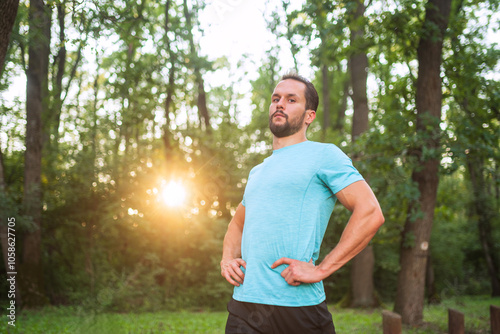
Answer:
[{"xmin": 225, "ymin": 298, "xmax": 336, "ymax": 334}]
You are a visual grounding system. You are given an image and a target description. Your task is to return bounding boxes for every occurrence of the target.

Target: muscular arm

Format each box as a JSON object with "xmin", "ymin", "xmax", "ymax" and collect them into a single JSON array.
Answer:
[
  {"xmin": 272, "ymin": 180, "xmax": 385, "ymax": 285},
  {"xmin": 220, "ymin": 202, "xmax": 247, "ymax": 286}
]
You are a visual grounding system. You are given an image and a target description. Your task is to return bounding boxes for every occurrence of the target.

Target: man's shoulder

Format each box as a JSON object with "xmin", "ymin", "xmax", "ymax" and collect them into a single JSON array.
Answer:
[
  {"xmin": 306, "ymin": 141, "xmax": 344, "ymax": 155},
  {"xmin": 306, "ymin": 141, "xmax": 337, "ymax": 149},
  {"xmin": 248, "ymin": 160, "xmax": 265, "ymax": 175}
]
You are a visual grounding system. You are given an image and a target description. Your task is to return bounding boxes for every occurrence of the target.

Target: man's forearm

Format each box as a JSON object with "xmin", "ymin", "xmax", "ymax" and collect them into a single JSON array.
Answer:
[
  {"xmin": 316, "ymin": 205, "xmax": 384, "ymax": 279},
  {"xmin": 221, "ymin": 202, "xmax": 245, "ymax": 262},
  {"xmin": 221, "ymin": 221, "xmax": 243, "ymax": 261},
  {"xmin": 221, "ymin": 203, "xmax": 246, "ymax": 286}
]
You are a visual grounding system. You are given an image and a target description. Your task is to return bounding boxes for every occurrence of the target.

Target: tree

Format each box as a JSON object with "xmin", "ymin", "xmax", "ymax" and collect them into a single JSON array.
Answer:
[
  {"xmin": 304, "ymin": 0, "xmax": 346, "ymax": 139},
  {"xmin": 282, "ymin": 1, "xmax": 351, "ymax": 139},
  {"xmin": 44, "ymin": 0, "xmax": 86, "ymax": 149},
  {"xmin": 282, "ymin": 0, "xmax": 300, "ymax": 73},
  {"xmin": 0, "ymin": 0, "xmax": 20, "ymax": 78},
  {"xmin": 347, "ymin": 0, "xmax": 378, "ymax": 308},
  {"xmin": 163, "ymin": 0, "xmax": 176, "ymax": 162},
  {"xmin": 394, "ymin": 0, "xmax": 452, "ymax": 325},
  {"xmin": 21, "ymin": 0, "xmax": 51, "ymax": 307},
  {"xmin": 0, "ymin": 141, "xmax": 9, "ymax": 276},
  {"xmin": 183, "ymin": 0, "xmax": 211, "ymax": 132},
  {"xmin": 444, "ymin": 0, "xmax": 500, "ymax": 295},
  {"xmin": 315, "ymin": 2, "xmax": 333, "ymax": 138},
  {"xmin": 467, "ymin": 148, "xmax": 500, "ymax": 296}
]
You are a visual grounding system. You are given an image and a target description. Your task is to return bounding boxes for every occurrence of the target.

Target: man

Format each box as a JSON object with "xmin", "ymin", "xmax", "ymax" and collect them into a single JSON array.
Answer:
[{"xmin": 221, "ymin": 73, "xmax": 384, "ymax": 333}]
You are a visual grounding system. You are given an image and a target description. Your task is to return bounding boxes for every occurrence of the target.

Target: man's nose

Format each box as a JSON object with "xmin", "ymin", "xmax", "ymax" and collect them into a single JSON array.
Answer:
[{"xmin": 276, "ymin": 97, "xmax": 285, "ymax": 109}]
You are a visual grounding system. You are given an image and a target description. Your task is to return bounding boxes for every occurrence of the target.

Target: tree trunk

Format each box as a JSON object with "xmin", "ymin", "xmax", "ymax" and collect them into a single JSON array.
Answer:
[
  {"xmin": 48, "ymin": 0, "xmax": 85, "ymax": 149},
  {"xmin": 350, "ymin": 245, "xmax": 376, "ymax": 307},
  {"xmin": 196, "ymin": 76, "xmax": 210, "ymax": 131},
  {"xmin": 282, "ymin": 0, "xmax": 299, "ymax": 73},
  {"xmin": 426, "ymin": 252, "xmax": 440, "ymax": 304},
  {"xmin": 0, "ymin": 143, "xmax": 21, "ymax": 306},
  {"xmin": 21, "ymin": 0, "xmax": 51, "ymax": 308},
  {"xmin": 321, "ymin": 64, "xmax": 330, "ymax": 136},
  {"xmin": 183, "ymin": 0, "xmax": 211, "ymax": 132},
  {"xmin": 335, "ymin": 78, "xmax": 348, "ymax": 132},
  {"xmin": 317, "ymin": 4, "xmax": 330, "ymax": 140},
  {"xmin": 0, "ymin": 143, "xmax": 9, "ymax": 274},
  {"xmin": 163, "ymin": 0, "xmax": 175, "ymax": 162},
  {"xmin": 394, "ymin": 0, "xmax": 451, "ymax": 325},
  {"xmin": 49, "ymin": 1, "xmax": 66, "ymax": 146},
  {"xmin": 0, "ymin": 0, "xmax": 20, "ymax": 78},
  {"xmin": 349, "ymin": 0, "xmax": 369, "ymax": 141},
  {"xmin": 348, "ymin": 0, "xmax": 378, "ymax": 308},
  {"xmin": 349, "ymin": 51, "xmax": 369, "ymax": 140},
  {"xmin": 467, "ymin": 155, "xmax": 500, "ymax": 296}
]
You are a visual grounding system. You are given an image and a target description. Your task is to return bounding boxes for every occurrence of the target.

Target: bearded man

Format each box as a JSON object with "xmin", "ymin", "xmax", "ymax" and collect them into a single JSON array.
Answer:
[{"xmin": 220, "ymin": 73, "xmax": 385, "ymax": 334}]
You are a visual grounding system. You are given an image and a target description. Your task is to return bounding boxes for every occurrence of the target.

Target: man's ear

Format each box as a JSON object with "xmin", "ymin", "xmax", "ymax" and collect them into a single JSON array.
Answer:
[{"xmin": 305, "ymin": 110, "xmax": 316, "ymax": 125}]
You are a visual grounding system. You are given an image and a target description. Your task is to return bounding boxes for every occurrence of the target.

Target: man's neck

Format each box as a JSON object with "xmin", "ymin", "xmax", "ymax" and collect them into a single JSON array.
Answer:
[{"xmin": 272, "ymin": 132, "xmax": 308, "ymax": 150}]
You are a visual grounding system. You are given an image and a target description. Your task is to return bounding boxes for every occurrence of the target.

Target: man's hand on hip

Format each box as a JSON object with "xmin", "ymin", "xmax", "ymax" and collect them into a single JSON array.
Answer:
[
  {"xmin": 271, "ymin": 258, "xmax": 323, "ymax": 286},
  {"xmin": 221, "ymin": 258, "xmax": 246, "ymax": 287}
]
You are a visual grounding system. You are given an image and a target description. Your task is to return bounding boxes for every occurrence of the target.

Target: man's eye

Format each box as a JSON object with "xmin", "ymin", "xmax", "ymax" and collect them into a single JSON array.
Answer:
[
  {"xmin": 289, "ymin": 99, "xmax": 295, "ymax": 103},
  {"xmin": 272, "ymin": 98, "xmax": 279, "ymax": 102}
]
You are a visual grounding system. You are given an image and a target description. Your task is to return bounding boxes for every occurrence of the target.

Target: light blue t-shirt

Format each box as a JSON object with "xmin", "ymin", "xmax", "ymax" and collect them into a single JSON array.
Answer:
[{"xmin": 233, "ymin": 140, "xmax": 364, "ymax": 307}]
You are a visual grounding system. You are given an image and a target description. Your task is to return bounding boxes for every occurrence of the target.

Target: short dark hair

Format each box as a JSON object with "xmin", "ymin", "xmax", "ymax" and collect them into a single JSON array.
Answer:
[{"xmin": 280, "ymin": 73, "xmax": 319, "ymax": 111}]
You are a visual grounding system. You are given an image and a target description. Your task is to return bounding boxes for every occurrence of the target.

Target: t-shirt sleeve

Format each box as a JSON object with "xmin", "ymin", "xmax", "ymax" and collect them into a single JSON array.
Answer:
[{"xmin": 317, "ymin": 145, "xmax": 364, "ymax": 194}]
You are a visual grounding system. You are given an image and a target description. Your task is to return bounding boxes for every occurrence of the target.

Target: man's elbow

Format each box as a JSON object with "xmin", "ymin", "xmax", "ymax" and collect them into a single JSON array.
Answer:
[
  {"xmin": 364, "ymin": 201, "xmax": 384, "ymax": 231},
  {"xmin": 372, "ymin": 207, "xmax": 385, "ymax": 230}
]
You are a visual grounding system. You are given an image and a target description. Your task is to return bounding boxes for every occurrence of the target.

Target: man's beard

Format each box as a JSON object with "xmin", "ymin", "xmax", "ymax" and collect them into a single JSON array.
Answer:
[{"xmin": 269, "ymin": 110, "xmax": 306, "ymax": 138}]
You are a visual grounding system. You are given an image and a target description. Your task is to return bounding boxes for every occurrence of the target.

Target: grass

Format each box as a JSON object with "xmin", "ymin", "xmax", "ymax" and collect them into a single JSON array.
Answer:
[{"xmin": 2, "ymin": 296, "xmax": 498, "ymax": 333}]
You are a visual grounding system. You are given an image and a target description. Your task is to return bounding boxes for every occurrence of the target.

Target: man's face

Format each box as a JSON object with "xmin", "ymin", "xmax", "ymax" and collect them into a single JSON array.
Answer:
[{"xmin": 268, "ymin": 79, "xmax": 309, "ymax": 138}]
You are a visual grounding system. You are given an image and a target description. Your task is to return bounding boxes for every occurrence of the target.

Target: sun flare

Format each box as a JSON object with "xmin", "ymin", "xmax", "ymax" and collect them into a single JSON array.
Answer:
[{"xmin": 160, "ymin": 180, "xmax": 187, "ymax": 207}]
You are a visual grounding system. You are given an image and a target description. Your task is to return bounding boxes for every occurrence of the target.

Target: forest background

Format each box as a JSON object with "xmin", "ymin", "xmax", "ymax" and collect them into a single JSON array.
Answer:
[{"xmin": 0, "ymin": 0, "xmax": 499, "ymax": 328}]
